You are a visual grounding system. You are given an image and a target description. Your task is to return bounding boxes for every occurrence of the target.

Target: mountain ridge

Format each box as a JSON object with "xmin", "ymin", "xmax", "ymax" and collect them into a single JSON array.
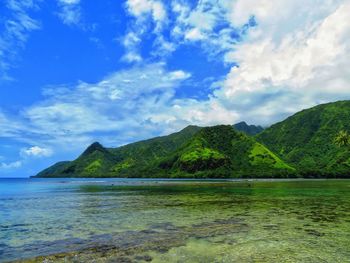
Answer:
[
  {"xmin": 36, "ymin": 100, "xmax": 350, "ymax": 178},
  {"xmin": 233, "ymin": 121, "xmax": 264, "ymax": 136}
]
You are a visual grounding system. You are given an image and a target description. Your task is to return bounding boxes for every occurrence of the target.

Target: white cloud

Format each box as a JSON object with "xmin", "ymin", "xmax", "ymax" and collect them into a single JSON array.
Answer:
[
  {"xmin": 184, "ymin": 28, "xmax": 204, "ymax": 41},
  {"xmin": 152, "ymin": 1, "xmax": 166, "ymax": 22},
  {"xmin": 121, "ymin": 32, "xmax": 143, "ymax": 62},
  {"xmin": 170, "ymin": 0, "xmax": 239, "ymax": 56},
  {"xmin": 60, "ymin": 0, "xmax": 80, "ymax": 4},
  {"xmin": 126, "ymin": 0, "xmax": 166, "ymax": 22},
  {"xmin": 122, "ymin": 0, "xmax": 241, "ymax": 61},
  {"xmin": 57, "ymin": 0, "xmax": 81, "ymax": 26},
  {"xmin": 169, "ymin": 70, "xmax": 191, "ymax": 80},
  {"xmin": 20, "ymin": 146, "xmax": 53, "ymax": 158},
  {"xmin": 122, "ymin": 0, "xmax": 168, "ymax": 62},
  {"xmin": 0, "ymin": 161, "xmax": 22, "ymax": 169},
  {"xmin": 214, "ymin": 0, "xmax": 350, "ymax": 124},
  {"xmin": 0, "ymin": 110, "xmax": 27, "ymax": 138},
  {"xmin": 120, "ymin": 0, "xmax": 347, "ymax": 125},
  {"xmin": 0, "ymin": 62, "xmax": 238, "ymax": 152},
  {"xmin": 15, "ymin": 64, "xmax": 196, "ymax": 147},
  {"xmin": 0, "ymin": 0, "xmax": 41, "ymax": 80},
  {"xmin": 121, "ymin": 0, "xmax": 350, "ymax": 125}
]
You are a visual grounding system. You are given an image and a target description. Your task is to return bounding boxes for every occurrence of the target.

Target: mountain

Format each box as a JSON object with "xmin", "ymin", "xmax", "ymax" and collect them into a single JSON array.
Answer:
[
  {"xmin": 108, "ymin": 125, "xmax": 202, "ymax": 166},
  {"xmin": 233, "ymin": 121, "xmax": 264, "ymax": 136},
  {"xmin": 36, "ymin": 125, "xmax": 202, "ymax": 178},
  {"xmin": 37, "ymin": 100, "xmax": 350, "ymax": 178},
  {"xmin": 35, "ymin": 125, "xmax": 294, "ymax": 178},
  {"xmin": 256, "ymin": 100, "xmax": 350, "ymax": 177},
  {"xmin": 148, "ymin": 125, "xmax": 294, "ymax": 178},
  {"xmin": 36, "ymin": 142, "xmax": 121, "ymax": 178},
  {"xmin": 36, "ymin": 161, "xmax": 70, "ymax": 177}
]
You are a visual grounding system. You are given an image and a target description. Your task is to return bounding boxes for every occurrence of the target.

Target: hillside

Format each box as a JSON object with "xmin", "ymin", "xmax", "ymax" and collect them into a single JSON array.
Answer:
[
  {"xmin": 36, "ymin": 125, "xmax": 202, "ymax": 178},
  {"xmin": 233, "ymin": 121, "xmax": 264, "ymax": 136},
  {"xmin": 37, "ymin": 100, "xmax": 350, "ymax": 178},
  {"xmin": 36, "ymin": 142, "xmax": 121, "ymax": 177},
  {"xmin": 35, "ymin": 125, "xmax": 294, "ymax": 178},
  {"xmin": 146, "ymin": 125, "xmax": 294, "ymax": 178},
  {"xmin": 256, "ymin": 100, "xmax": 350, "ymax": 177}
]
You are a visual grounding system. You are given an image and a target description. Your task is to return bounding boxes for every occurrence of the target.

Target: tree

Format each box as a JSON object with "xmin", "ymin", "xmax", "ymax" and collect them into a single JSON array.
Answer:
[{"xmin": 334, "ymin": 130, "xmax": 350, "ymax": 147}]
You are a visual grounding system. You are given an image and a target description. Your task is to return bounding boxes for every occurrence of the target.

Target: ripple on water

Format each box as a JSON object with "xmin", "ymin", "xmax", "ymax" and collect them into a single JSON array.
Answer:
[{"xmin": 1, "ymin": 179, "xmax": 350, "ymax": 262}]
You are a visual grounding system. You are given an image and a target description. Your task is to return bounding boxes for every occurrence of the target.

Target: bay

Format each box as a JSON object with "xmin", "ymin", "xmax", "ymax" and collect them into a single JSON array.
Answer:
[{"xmin": 1, "ymin": 178, "xmax": 350, "ymax": 262}]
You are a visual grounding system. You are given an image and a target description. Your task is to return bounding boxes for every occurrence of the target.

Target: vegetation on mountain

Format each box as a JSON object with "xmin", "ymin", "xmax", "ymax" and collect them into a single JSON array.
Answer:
[
  {"xmin": 36, "ymin": 125, "xmax": 202, "ymax": 178},
  {"xmin": 36, "ymin": 100, "xmax": 350, "ymax": 178},
  {"xmin": 334, "ymin": 130, "xmax": 350, "ymax": 147},
  {"xmin": 256, "ymin": 100, "xmax": 350, "ymax": 177},
  {"xmin": 36, "ymin": 125, "xmax": 293, "ymax": 178},
  {"xmin": 233, "ymin": 121, "xmax": 264, "ymax": 135},
  {"xmin": 149, "ymin": 125, "xmax": 294, "ymax": 178}
]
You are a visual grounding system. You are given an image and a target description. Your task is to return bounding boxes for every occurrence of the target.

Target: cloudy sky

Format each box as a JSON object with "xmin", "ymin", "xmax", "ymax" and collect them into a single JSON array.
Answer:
[{"xmin": 1, "ymin": 0, "xmax": 350, "ymax": 177}]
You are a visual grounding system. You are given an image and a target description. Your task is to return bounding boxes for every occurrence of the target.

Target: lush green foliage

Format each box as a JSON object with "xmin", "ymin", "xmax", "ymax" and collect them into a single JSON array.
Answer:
[
  {"xmin": 249, "ymin": 143, "xmax": 294, "ymax": 170},
  {"xmin": 256, "ymin": 100, "xmax": 350, "ymax": 177},
  {"xmin": 152, "ymin": 125, "xmax": 294, "ymax": 178},
  {"xmin": 37, "ymin": 142, "xmax": 122, "ymax": 178},
  {"xmin": 36, "ymin": 125, "xmax": 294, "ymax": 178},
  {"xmin": 334, "ymin": 130, "xmax": 350, "ymax": 147},
  {"xmin": 36, "ymin": 126, "xmax": 202, "ymax": 178}
]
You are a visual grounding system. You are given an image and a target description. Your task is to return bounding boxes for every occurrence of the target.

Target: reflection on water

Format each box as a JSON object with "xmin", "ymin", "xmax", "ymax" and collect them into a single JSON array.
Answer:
[{"xmin": 0, "ymin": 178, "xmax": 350, "ymax": 262}]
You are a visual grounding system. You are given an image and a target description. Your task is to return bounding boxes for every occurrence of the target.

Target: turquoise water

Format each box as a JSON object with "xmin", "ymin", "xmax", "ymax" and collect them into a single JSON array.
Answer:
[{"xmin": 1, "ymin": 178, "xmax": 350, "ymax": 262}]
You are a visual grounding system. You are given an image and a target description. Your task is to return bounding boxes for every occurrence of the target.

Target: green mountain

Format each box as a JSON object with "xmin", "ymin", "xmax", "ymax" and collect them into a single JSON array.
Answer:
[
  {"xmin": 256, "ymin": 100, "xmax": 350, "ymax": 177},
  {"xmin": 36, "ymin": 125, "xmax": 294, "ymax": 178},
  {"xmin": 36, "ymin": 125, "xmax": 202, "ymax": 178},
  {"xmin": 233, "ymin": 121, "xmax": 264, "ymax": 136},
  {"xmin": 37, "ymin": 100, "xmax": 350, "ymax": 178},
  {"xmin": 36, "ymin": 142, "xmax": 121, "ymax": 177},
  {"xmin": 148, "ymin": 125, "xmax": 294, "ymax": 178}
]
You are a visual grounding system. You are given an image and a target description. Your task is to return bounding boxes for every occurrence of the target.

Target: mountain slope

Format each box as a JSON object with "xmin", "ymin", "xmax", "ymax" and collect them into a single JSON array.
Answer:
[
  {"xmin": 37, "ymin": 142, "xmax": 121, "ymax": 178},
  {"xmin": 233, "ymin": 121, "xmax": 264, "ymax": 136},
  {"xmin": 35, "ymin": 125, "xmax": 293, "ymax": 178},
  {"xmin": 36, "ymin": 125, "xmax": 202, "ymax": 178},
  {"xmin": 142, "ymin": 125, "xmax": 294, "ymax": 178},
  {"xmin": 109, "ymin": 125, "xmax": 202, "ymax": 166},
  {"xmin": 256, "ymin": 100, "xmax": 350, "ymax": 176}
]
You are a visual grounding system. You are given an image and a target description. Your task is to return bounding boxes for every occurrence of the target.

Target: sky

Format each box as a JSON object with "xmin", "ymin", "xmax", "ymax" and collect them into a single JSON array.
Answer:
[{"xmin": 0, "ymin": 0, "xmax": 350, "ymax": 177}]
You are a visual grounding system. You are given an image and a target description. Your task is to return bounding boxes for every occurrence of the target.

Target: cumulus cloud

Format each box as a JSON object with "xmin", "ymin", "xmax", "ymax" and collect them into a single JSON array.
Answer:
[
  {"xmin": 20, "ymin": 146, "xmax": 53, "ymax": 158},
  {"xmin": 122, "ymin": 0, "xmax": 350, "ymax": 126},
  {"xmin": 215, "ymin": 0, "xmax": 350, "ymax": 124}
]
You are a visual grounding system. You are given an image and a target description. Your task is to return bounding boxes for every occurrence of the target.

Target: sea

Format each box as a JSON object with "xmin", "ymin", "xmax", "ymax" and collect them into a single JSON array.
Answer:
[{"xmin": 1, "ymin": 178, "xmax": 350, "ymax": 262}]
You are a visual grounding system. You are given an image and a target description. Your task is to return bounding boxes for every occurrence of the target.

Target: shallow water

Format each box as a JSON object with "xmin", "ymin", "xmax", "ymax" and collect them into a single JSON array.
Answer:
[{"xmin": 1, "ymin": 178, "xmax": 350, "ymax": 262}]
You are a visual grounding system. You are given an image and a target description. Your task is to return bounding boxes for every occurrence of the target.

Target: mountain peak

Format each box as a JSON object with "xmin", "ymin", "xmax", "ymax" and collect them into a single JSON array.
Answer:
[
  {"xmin": 235, "ymin": 121, "xmax": 248, "ymax": 125},
  {"xmin": 233, "ymin": 122, "xmax": 264, "ymax": 136},
  {"xmin": 81, "ymin": 142, "xmax": 107, "ymax": 156}
]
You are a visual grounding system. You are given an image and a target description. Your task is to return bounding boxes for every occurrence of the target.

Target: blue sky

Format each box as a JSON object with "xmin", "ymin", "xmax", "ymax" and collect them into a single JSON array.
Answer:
[{"xmin": 1, "ymin": 0, "xmax": 350, "ymax": 177}]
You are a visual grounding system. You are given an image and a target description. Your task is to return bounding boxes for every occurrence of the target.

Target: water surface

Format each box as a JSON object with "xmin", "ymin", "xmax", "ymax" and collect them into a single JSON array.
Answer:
[{"xmin": 1, "ymin": 178, "xmax": 350, "ymax": 262}]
